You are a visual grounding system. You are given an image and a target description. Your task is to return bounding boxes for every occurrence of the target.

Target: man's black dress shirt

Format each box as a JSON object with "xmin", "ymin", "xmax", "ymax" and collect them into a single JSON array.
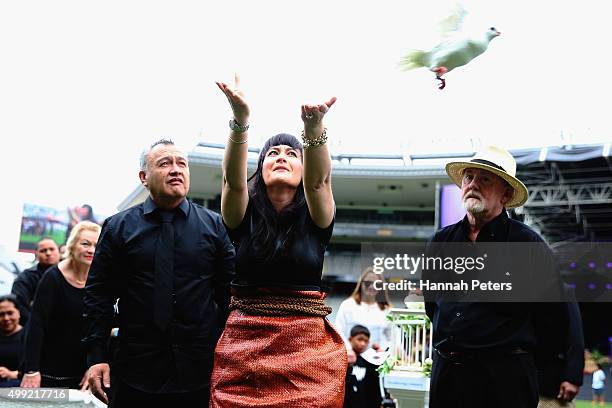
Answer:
[
  {"xmin": 424, "ymin": 210, "xmax": 569, "ymax": 353},
  {"xmin": 536, "ymin": 286, "xmax": 584, "ymax": 398},
  {"xmin": 83, "ymin": 197, "xmax": 235, "ymax": 393},
  {"xmin": 12, "ymin": 263, "xmax": 52, "ymax": 326}
]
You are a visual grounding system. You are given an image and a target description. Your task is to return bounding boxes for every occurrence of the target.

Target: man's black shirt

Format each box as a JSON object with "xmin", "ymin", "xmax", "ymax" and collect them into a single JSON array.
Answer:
[
  {"xmin": 12, "ymin": 263, "xmax": 52, "ymax": 326},
  {"xmin": 424, "ymin": 210, "xmax": 569, "ymax": 353},
  {"xmin": 83, "ymin": 197, "xmax": 235, "ymax": 393},
  {"xmin": 536, "ymin": 286, "xmax": 584, "ymax": 398}
]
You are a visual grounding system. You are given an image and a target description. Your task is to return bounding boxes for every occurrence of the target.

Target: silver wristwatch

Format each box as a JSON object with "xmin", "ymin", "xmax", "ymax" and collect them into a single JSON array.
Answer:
[{"xmin": 229, "ymin": 119, "xmax": 249, "ymax": 133}]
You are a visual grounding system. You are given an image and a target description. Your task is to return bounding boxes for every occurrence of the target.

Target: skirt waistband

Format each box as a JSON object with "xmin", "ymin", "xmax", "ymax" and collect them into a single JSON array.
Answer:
[{"xmin": 229, "ymin": 293, "xmax": 332, "ymax": 317}]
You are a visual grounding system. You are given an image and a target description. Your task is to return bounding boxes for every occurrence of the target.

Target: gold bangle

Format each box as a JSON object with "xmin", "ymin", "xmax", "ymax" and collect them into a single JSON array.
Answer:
[
  {"xmin": 228, "ymin": 135, "xmax": 248, "ymax": 144},
  {"xmin": 301, "ymin": 127, "xmax": 327, "ymax": 149}
]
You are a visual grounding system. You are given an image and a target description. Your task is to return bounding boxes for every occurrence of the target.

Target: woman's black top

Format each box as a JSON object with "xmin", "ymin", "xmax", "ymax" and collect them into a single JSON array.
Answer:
[
  {"xmin": 24, "ymin": 265, "xmax": 86, "ymax": 378},
  {"xmin": 0, "ymin": 328, "xmax": 24, "ymax": 372},
  {"xmin": 227, "ymin": 199, "xmax": 334, "ymax": 291}
]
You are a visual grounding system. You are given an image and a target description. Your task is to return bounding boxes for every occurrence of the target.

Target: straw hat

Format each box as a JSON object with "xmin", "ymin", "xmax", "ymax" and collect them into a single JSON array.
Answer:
[{"xmin": 445, "ymin": 146, "xmax": 529, "ymax": 208}]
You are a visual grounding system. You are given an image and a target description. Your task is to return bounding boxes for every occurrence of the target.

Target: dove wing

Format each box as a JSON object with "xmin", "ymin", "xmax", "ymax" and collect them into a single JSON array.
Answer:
[{"xmin": 437, "ymin": 3, "xmax": 468, "ymax": 38}]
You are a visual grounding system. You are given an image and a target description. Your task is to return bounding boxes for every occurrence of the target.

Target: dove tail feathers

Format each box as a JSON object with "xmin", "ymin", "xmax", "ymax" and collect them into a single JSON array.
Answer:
[{"xmin": 400, "ymin": 50, "xmax": 428, "ymax": 70}]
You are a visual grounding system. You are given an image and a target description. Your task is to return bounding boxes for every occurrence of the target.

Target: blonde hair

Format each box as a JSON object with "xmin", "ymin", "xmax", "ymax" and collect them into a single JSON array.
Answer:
[
  {"xmin": 350, "ymin": 267, "xmax": 392, "ymax": 311},
  {"xmin": 63, "ymin": 221, "xmax": 101, "ymax": 261}
]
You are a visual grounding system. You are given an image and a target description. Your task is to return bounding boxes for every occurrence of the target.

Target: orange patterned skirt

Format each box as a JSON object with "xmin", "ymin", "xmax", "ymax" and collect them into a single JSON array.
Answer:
[{"xmin": 210, "ymin": 290, "xmax": 347, "ymax": 407}]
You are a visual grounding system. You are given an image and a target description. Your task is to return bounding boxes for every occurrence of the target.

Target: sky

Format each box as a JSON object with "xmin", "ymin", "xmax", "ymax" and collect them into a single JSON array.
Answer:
[{"xmin": 1, "ymin": 0, "xmax": 611, "ymax": 252}]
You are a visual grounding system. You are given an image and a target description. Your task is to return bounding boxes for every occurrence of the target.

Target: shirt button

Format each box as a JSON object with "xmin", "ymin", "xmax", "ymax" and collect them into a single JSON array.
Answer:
[{"xmin": 456, "ymin": 312, "xmax": 461, "ymax": 317}]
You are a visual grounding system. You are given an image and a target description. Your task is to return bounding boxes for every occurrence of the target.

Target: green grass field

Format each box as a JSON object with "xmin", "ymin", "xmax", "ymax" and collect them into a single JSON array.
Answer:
[
  {"xmin": 575, "ymin": 400, "xmax": 611, "ymax": 408},
  {"xmin": 19, "ymin": 232, "xmax": 65, "ymax": 252},
  {"xmin": 20, "ymin": 232, "xmax": 64, "ymax": 244}
]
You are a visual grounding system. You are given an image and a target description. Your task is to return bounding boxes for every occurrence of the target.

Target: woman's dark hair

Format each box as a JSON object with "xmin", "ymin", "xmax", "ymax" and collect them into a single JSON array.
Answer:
[
  {"xmin": 246, "ymin": 133, "xmax": 305, "ymax": 260},
  {"xmin": 81, "ymin": 204, "xmax": 96, "ymax": 222},
  {"xmin": 0, "ymin": 294, "xmax": 19, "ymax": 307}
]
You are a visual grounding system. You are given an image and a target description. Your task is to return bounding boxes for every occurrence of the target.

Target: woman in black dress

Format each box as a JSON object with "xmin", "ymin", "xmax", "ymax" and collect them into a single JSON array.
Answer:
[
  {"xmin": 210, "ymin": 76, "xmax": 346, "ymax": 407},
  {"xmin": 0, "ymin": 294, "xmax": 24, "ymax": 387},
  {"xmin": 21, "ymin": 220, "xmax": 100, "ymax": 389}
]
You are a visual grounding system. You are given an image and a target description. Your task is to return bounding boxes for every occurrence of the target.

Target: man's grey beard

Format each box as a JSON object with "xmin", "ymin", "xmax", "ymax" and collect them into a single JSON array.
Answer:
[{"xmin": 463, "ymin": 197, "xmax": 485, "ymax": 215}]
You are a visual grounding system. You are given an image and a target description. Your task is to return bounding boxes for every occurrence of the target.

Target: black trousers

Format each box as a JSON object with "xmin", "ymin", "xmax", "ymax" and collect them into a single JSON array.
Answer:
[
  {"xmin": 41, "ymin": 375, "xmax": 81, "ymax": 389},
  {"xmin": 109, "ymin": 377, "xmax": 210, "ymax": 408},
  {"xmin": 429, "ymin": 350, "xmax": 539, "ymax": 408}
]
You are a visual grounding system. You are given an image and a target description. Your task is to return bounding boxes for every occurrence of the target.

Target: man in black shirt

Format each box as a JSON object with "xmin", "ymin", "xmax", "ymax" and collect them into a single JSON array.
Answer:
[
  {"xmin": 84, "ymin": 139, "xmax": 235, "ymax": 407},
  {"xmin": 11, "ymin": 237, "xmax": 60, "ymax": 326},
  {"xmin": 536, "ymin": 285, "xmax": 584, "ymax": 407},
  {"xmin": 424, "ymin": 146, "xmax": 569, "ymax": 408}
]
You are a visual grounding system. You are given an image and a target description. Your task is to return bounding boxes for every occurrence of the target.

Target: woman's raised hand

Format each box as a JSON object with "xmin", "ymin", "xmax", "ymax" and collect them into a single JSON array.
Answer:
[
  {"xmin": 301, "ymin": 97, "xmax": 337, "ymax": 128},
  {"xmin": 216, "ymin": 74, "xmax": 250, "ymax": 126}
]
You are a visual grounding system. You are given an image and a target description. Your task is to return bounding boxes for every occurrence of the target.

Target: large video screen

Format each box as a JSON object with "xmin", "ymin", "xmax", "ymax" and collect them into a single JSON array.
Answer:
[
  {"xmin": 439, "ymin": 184, "xmax": 466, "ymax": 228},
  {"xmin": 19, "ymin": 203, "xmax": 104, "ymax": 253}
]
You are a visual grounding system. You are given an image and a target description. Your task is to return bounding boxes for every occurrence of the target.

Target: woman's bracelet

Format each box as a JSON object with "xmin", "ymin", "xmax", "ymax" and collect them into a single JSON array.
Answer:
[
  {"xmin": 228, "ymin": 135, "xmax": 248, "ymax": 144},
  {"xmin": 228, "ymin": 118, "xmax": 249, "ymax": 144},
  {"xmin": 229, "ymin": 118, "xmax": 249, "ymax": 133},
  {"xmin": 24, "ymin": 371, "xmax": 40, "ymax": 377},
  {"xmin": 301, "ymin": 127, "xmax": 328, "ymax": 149}
]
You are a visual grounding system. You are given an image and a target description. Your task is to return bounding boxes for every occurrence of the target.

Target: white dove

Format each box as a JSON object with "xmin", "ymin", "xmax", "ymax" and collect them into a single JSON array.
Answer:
[{"xmin": 401, "ymin": 6, "xmax": 500, "ymax": 89}]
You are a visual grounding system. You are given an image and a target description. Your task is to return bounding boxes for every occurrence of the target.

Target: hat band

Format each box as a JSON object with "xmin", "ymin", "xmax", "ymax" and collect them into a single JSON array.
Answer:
[{"xmin": 470, "ymin": 159, "xmax": 506, "ymax": 172}]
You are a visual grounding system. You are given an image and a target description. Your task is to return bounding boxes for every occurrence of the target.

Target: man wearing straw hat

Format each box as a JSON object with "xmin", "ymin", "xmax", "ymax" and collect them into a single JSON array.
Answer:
[{"xmin": 423, "ymin": 146, "xmax": 570, "ymax": 408}]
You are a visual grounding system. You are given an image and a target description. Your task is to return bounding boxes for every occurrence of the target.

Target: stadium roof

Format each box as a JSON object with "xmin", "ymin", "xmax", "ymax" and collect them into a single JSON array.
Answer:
[
  {"xmin": 512, "ymin": 143, "xmax": 612, "ymax": 245},
  {"xmin": 119, "ymin": 142, "xmax": 612, "ymax": 245}
]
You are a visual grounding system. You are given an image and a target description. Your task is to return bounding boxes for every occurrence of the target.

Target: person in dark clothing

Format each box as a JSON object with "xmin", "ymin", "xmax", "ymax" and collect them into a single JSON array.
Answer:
[
  {"xmin": 84, "ymin": 139, "xmax": 235, "ymax": 407},
  {"xmin": 21, "ymin": 221, "xmax": 100, "ymax": 389},
  {"xmin": 11, "ymin": 237, "xmax": 60, "ymax": 326},
  {"xmin": 424, "ymin": 146, "xmax": 569, "ymax": 408},
  {"xmin": 0, "ymin": 294, "xmax": 24, "ymax": 387},
  {"xmin": 344, "ymin": 325, "xmax": 382, "ymax": 408},
  {"xmin": 536, "ymin": 285, "xmax": 584, "ymax": 407}
]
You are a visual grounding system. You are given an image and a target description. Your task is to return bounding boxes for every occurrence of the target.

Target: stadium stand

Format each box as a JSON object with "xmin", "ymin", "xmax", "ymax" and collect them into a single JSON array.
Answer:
[{"xmin": 118, "ymin": 141, "xmax": 612, "ymax": 351}]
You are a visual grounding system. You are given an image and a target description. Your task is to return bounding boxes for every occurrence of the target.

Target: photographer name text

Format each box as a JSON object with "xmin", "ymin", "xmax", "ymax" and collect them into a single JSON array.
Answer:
[{"xmin": 374, "ymin": 279, "xmax": 512, "ymax": 291}]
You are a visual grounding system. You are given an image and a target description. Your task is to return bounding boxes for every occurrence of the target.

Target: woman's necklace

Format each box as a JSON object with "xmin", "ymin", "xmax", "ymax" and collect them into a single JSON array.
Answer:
[{"xmin": 69, "ymin": 260, "xmax": 87, "ymax": 285}]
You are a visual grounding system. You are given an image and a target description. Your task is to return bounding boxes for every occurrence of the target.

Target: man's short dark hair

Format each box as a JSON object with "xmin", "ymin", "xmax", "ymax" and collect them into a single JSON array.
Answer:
[
  {"xmin": 350, "ymin": 325, "xmax": 370, "ymax": 338},
  {"xmin": 140, "ymin": 139, "xmax": 175, "ymax": 171},
  {"xmin": 37, "ymin": 236, "xmax": 57, "ymax": 245}
]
